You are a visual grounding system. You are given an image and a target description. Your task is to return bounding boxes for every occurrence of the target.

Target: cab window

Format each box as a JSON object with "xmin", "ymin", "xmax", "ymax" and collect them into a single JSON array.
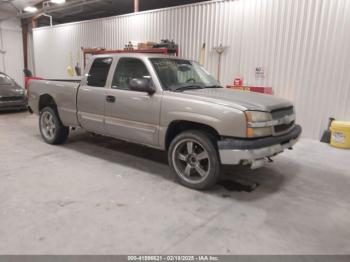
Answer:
[
  {"xmin": 87, "ymin": 57, "xmax": 113, "ymax": 87},
  {"xmin": 112, "ymin": 58, "xmax": 150, "ymax": 90}
]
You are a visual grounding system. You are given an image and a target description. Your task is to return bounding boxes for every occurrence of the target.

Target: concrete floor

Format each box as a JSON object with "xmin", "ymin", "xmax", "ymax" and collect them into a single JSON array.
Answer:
[{"xmin": 1, "ymin": 111, "xmax": 350, "ymax": 255}]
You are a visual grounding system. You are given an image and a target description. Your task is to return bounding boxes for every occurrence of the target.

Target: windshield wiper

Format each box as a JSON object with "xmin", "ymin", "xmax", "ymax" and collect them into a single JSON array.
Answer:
[
  {"xmin": 205, "ymin": 85, "xmax": 223, "ymax": 88},
  {"xmin": 172, "ymin": 85, "xmax": 205, "ymax": 92}
]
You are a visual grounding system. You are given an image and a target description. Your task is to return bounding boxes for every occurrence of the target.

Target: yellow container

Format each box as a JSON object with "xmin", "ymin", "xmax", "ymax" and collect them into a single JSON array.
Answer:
[{"xmin": 330, "ymin": 121, "xmax": 350, "ymax": 149}]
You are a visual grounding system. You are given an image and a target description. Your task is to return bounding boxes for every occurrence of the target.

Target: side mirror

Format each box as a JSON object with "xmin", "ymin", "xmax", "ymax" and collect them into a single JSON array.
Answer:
[
  {"xmin": 129, "ymin": 78, "xmax": 155, "ymax": 94},
  {"xmin": 178, "ymin": 64, "xmax": 191, "ymax": 72}
]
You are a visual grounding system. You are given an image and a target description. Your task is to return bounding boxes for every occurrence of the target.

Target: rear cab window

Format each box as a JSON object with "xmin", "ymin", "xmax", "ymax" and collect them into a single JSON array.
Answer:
[{"xmin": 87, "ymin": 57, "xmax": 113, "ymax": 87}]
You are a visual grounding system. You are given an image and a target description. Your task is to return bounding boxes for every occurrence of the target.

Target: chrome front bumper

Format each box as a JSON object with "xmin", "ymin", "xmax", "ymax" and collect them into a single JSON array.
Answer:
[{"xmin": 218, "ymin": 125, "xmax": 302, "ymax": 168}]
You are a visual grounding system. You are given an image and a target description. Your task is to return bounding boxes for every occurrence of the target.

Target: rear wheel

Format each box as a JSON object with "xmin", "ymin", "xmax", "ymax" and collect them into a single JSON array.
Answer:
[
  {"xmin": 39, "ymin": 106, "xmax": 69, "ymax": 144},
  {"xmin": 168, "ymin": 130, "xmax": 221, "ymax": 190}
]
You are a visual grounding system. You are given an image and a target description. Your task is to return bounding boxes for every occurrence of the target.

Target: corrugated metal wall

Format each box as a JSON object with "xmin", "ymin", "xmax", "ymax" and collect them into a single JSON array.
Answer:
[
  {"xmin": 32, "ymin": 0, "xmax": 350, "ymax": 139},
  {"xmin": 0, "ymin": 18, "xmax": 24, "ymax": 87}
]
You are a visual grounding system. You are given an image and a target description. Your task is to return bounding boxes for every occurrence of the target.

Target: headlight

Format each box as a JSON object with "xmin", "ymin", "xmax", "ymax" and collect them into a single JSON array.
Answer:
[
  {"xmin": 245, "ymin": 111, "xmax": 271, "ymax": 122},
  {"xmin": 245, "ymin": 111, "xmax": 273, "ymax": 137}
]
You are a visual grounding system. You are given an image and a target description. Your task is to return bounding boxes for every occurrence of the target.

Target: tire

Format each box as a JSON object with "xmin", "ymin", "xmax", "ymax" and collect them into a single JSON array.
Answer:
[
  {"xmin": 168, "ymin": 130, "xmax": 221, "ymax": 190},
  {"xmin": 39, "ymin": 106, "xmax": 69, "ymax": 145}
]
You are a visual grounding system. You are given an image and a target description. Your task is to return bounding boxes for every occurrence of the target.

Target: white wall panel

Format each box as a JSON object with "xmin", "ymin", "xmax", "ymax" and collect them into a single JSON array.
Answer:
[
  {"xmin": 32, "ymin": 0, "xmax": 350, "ymax": 139},
  {"xmin": 0, "ymin": 18, "xmax": 24, "ymax": 87},
  {"xmin": 239, "ymin": 0, "xmax": 350, "ymax": 139}
]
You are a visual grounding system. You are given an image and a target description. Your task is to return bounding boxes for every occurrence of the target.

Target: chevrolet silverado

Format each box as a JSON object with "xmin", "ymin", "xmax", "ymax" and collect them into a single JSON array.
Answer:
[{"xmin": 28, "ymin": 53, "xmax": 301, "ymax": 190}]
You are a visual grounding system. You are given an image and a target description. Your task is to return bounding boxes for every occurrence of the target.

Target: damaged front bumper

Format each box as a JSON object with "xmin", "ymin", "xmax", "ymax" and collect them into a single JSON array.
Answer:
[{"xmin": 218, "ymin": 125, "xmax": 302, "ymax": 168}]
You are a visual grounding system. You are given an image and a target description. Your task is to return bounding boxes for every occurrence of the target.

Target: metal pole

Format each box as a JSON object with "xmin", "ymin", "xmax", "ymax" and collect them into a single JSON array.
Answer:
[
  {"xmin": 0, "ymin": 23, "xmax": 6, "ymax": 72},
  {"xmin": 21, "ymin": 21, "xmax": 28, "ymax": 69},
  {"xmin": 42, "ymin": 13, "xmax": 53, "ymax": 26},
  {"xmin": 134, "ymin": 0, "xmax": 139, "ymax": 12},
  {"xmin": 217, "ymin": 53, "xmax": 221, "ymax": 81}
]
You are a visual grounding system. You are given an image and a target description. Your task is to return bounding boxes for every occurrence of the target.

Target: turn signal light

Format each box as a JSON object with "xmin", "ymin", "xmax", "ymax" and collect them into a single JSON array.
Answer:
[{"xmin": 247, "ymin": 127, "xmax": 254, "ymax": 137}]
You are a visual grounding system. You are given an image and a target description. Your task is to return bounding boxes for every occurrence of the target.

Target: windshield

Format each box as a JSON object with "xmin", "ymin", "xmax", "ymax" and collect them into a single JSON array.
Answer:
[
  {"xmin": 150, "ymin": 58, "xmax": 221, "ymax": 91},
  {"xmin": 0, "ymin": 73, "xmax": 14, "ymax": 86}
]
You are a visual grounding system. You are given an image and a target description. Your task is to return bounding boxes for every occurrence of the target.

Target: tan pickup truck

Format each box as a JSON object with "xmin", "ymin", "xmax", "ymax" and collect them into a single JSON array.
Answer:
[{"xmin": 28, "ymin": 53, "xmax": 301, "ymax": 190}]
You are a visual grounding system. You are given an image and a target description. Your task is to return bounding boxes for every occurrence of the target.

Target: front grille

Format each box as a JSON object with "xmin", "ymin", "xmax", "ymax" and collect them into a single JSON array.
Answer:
[
  {"xmin": 274, "ymin": 121, "xmax": 295, "ymax": 134},
  {"xmin": 0, "ymin": 96, "xmax": 24, "ymax": 102},
  {"xmin": 271, "ymin": 106, "xmax": 294, "ymax": 119}
]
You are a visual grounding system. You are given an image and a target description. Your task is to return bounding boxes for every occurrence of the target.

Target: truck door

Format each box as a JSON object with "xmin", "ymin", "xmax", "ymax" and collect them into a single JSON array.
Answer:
[
  {"xmin": 104, "ymin": 57, "xmax": 162, "ymax": 147},
  {"xmin": 77, "ymin": 57, "xmax": 113, "ymax": 134}
]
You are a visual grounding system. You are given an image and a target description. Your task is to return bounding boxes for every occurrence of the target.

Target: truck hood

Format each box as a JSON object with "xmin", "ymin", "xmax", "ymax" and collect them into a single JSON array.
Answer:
[{"xmin": 182, "ymin": 88, "xmax": 292, "ymax": 111}]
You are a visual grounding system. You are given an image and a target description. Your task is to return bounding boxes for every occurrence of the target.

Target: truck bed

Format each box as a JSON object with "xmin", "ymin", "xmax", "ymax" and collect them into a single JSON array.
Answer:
[{"xmin": 28, "ymin": 79, "xmax": 80, "ymax": 127}]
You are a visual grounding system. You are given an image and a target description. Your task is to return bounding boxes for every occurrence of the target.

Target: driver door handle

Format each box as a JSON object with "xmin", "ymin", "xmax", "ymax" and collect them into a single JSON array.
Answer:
[{"xmin": 106, "ymin": 95, "xmax": 116, "ymax": 103}]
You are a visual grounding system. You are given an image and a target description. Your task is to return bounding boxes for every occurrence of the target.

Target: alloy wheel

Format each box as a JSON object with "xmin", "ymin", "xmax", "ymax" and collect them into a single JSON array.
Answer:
[
  {"xmin": 40, "ymin": 111, "xmax": 56, "ymax": 140},
  {"xmin": 172, "ymin": 138, "xmax": 211, "ymax": 184}
]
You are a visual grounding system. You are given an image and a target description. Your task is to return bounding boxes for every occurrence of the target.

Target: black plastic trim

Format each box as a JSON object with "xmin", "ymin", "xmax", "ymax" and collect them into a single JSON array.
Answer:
[{"xmin": 218, "ymin": 125, "xmax": 302, "ymax": 150}]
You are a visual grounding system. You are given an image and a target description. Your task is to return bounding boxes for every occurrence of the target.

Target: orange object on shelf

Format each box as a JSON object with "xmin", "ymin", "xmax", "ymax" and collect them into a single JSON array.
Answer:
[{"xmin": 227, "ymin": 85, "xmax": 273, "ymax": 95}]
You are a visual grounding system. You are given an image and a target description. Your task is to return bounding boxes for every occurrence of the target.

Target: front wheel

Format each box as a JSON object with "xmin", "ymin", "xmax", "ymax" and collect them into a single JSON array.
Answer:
[
  {"xmin": 39, "ymin": 107, "xmax": 69, "ymax": 145},
  {"xmin": 168, "ymin": 130, "xmax": 221, "ymax": 190}
]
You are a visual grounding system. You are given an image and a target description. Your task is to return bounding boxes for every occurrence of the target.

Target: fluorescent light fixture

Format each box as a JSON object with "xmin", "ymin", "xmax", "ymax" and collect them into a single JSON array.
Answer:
[
  {"xmin": 24, "ymin": 6, "xmax": 38, "ymax": 13},
  {"xmin": 51, "ymin": 0, "xmax": 66, "ymax": 4}
]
